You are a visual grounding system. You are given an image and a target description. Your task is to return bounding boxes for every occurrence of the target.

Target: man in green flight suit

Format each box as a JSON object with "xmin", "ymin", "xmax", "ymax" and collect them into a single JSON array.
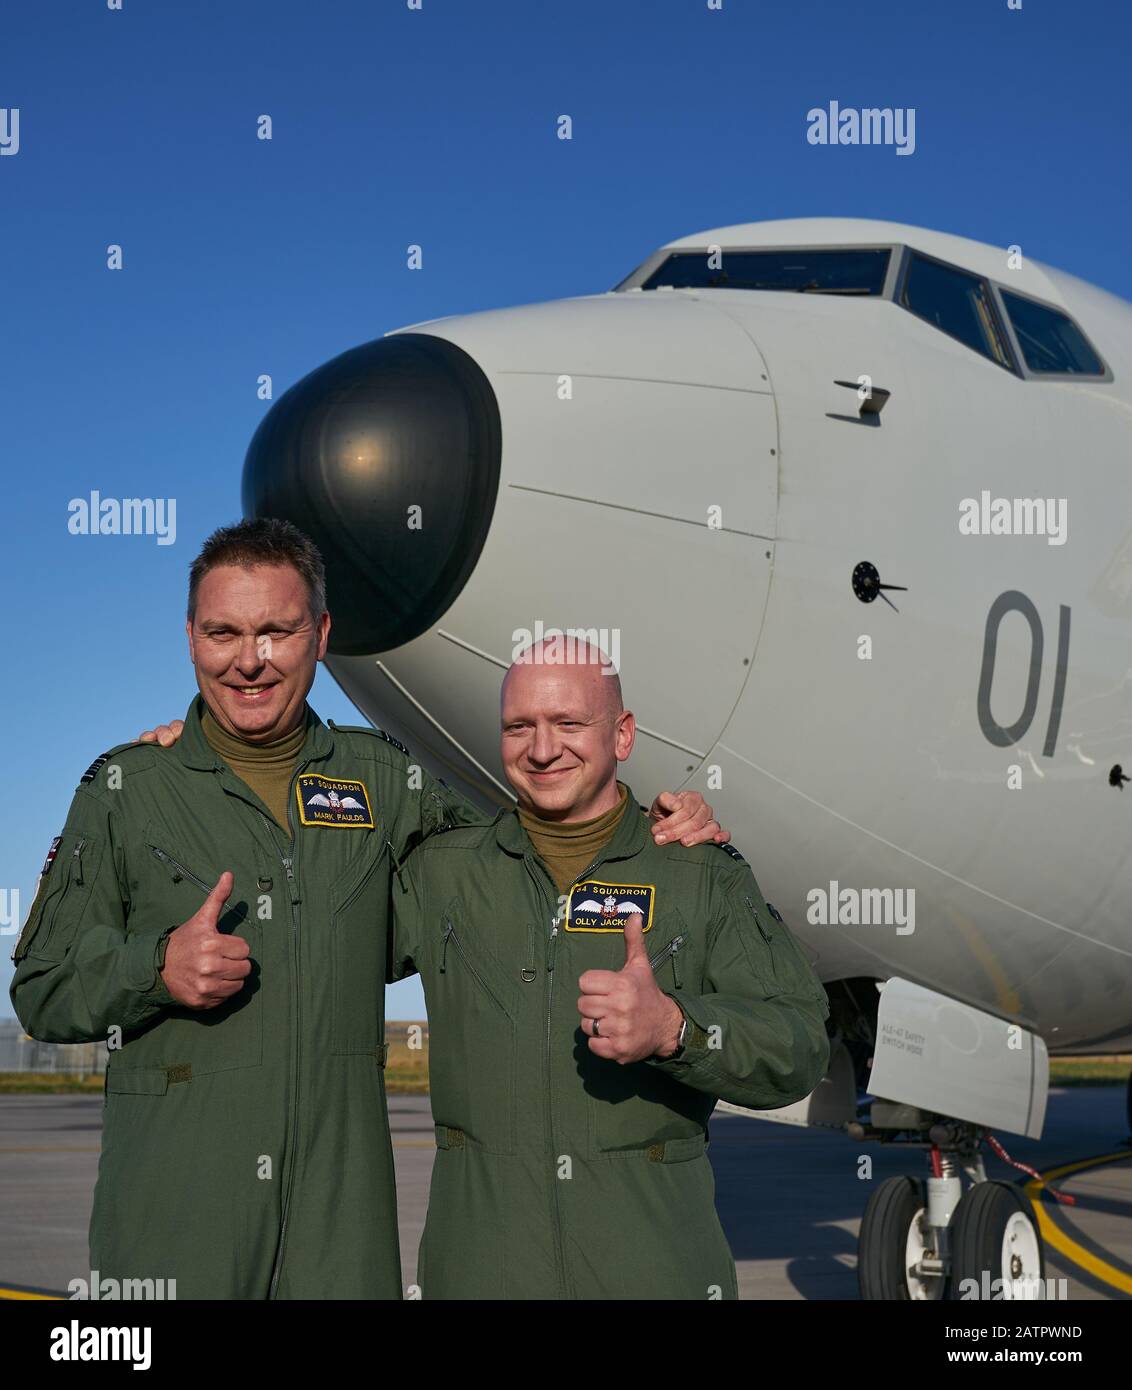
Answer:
[
  {"xmin": 392, "ymin": 638, "xmax": 831, "ymax": 1299},
  {"xmin": 9, "ymin": 519, "xmax": 726, "ymax": 1300}
]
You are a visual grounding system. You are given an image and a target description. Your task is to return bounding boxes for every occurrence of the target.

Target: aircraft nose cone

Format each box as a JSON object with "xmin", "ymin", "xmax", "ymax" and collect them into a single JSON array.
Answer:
[{"xmin": 241, "ymin": 333, "xmax": 502, "ymax": 655}]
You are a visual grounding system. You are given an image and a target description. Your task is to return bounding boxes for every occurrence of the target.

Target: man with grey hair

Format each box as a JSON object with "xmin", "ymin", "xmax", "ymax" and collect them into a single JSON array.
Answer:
[{"xmin": 392, "ymin": 638, "xmax": 831, "ymax": 1299}]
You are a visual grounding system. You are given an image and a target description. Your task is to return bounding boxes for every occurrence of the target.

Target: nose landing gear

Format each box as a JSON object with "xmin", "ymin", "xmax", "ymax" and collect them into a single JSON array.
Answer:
[{"xmin": 855, "ymin": 1110, "xmax": 1046, "ymax": 1300}]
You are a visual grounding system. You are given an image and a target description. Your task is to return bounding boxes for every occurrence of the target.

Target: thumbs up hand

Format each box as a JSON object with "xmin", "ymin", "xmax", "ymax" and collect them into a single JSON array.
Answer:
[
  {"xmin": 577, "ymin": 916, "xmax": 685, "ymax": 1064},
  {"xmin": 160, "ymin": 871, "xmax": 253, "ymax": 1009},
  {"xmin": 619, "ymin": 913, "xmax": 651, "ymax": 972}
]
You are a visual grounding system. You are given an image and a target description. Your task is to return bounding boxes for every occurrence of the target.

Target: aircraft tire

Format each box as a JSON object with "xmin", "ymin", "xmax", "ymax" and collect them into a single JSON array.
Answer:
[
  {"xmin": 948, "ymin": 1180, "xmax": 1045, "ymax": 1300},
  {"xmin": 858, "ymin": 1175, "xmax": 944, "ymax": 1300}
]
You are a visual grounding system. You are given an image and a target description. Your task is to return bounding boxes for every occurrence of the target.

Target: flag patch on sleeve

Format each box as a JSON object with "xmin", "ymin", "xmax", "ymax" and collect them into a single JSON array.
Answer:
[{"xmin": 39, "ymin": 835, "xmax": 63, "ymax": 878}]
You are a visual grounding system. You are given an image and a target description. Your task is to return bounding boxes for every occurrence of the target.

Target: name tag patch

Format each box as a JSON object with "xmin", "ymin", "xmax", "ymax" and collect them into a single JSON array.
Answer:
[
  {"xmin": 296, "ymin": 774, "xmax": 374, "ymax": 828},
  {"xmin": 566, "ymin": 879, "xmax": 655, "ymax": 933}
]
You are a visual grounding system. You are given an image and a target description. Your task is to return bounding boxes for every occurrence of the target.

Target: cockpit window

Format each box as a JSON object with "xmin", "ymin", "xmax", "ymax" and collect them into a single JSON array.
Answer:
[
  {"xmin": 1000, "ymin": 291, "xmax": 1105, "ymax": 375},
  {"xmin": 640, "ymin": 248, "xmax": 891, "ymax": 295},
  {"xmin": 900, "ymin": 253, "xmax": 1014, "ymax": 368}
]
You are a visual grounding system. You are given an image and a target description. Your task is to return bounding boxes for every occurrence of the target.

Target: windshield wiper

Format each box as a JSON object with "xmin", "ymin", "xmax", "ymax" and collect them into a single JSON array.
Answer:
[{"xmin": 797, "ymin": 284, "xmax": 874, "ymax": 295}]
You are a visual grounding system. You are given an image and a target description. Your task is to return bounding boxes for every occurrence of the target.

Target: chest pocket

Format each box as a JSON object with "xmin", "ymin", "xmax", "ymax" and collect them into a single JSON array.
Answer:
[
  {"xmin": 580, "ymin": 909, "xmax": 709, "ymax": 1158},
  {"xmin": 424, "ymin": 897, "xmax": 517, "ymax": 1155},
  {"xmin": 330, "ymin": 836, "xmax": 390, "ymax": 1055},
  {"xmin": 108, "ymin": 832, "xmax": 263, "ymax": 1083}
]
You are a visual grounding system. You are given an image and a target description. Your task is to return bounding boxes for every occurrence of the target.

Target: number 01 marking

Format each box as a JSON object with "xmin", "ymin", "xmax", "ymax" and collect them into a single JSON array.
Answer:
[{"xmin": 977, "ymin": 590, "xmax": 1070, "ymax": 758}]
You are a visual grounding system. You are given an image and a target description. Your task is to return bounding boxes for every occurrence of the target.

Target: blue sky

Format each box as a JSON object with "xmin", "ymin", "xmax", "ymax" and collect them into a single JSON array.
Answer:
[{"xmin": 2, "ymin": 0, "xmax": 1129, "ymax": 1018}]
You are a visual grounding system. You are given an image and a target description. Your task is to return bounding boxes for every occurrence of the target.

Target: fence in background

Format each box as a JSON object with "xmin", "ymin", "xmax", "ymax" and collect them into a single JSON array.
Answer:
[
  {"xmin": 0, "ymin": 1019, "xmax": 428, "ymax": 1075},
  {"xmin": 0, "ymin": 1020, "xmax": 107, "ymax": 1076}
]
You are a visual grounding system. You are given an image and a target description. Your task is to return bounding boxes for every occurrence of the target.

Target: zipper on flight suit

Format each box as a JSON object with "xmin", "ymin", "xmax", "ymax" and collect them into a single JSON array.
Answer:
[
  {"xmin": 385, "ymin": 837, "xmax": 407, "ymax": 893},
  {"xmin": 44, "ymin": 839, "xmax": 86, "ymax": 942},
  {"xmin": 148, "ymin": 845, "xmax": 212, "ymax": 895},
  {"xmin": 256, "ymin": 783, "xmax": 305, "ymax": 1302},
  {"xmin": 648, "ymin": 933, "xmax": 685, "ymax": 991},
  {"xmin": 195, "ymin": 757, "xmax": 308, "ymax": 1300},
  {"xmin": 648, "ymin": 934, "xmax": 685, "ymax": 971},
  {"xmin": 441, "ymin": 919, "xmax": 509, "ymax": 1016},
  {"xmin": 528, "ymin": 854, "xmax": 566, "ymax": 1300},
  {"xmin": 744, "ymin": 895, "xmax": 774, "ymax": 944},
  {"xmin": 529, "ymin": 847, "xmax": 608, "ymax": 1302}
]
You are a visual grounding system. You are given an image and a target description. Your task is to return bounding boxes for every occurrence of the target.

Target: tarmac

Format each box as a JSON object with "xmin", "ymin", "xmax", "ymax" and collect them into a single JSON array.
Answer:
[{"xmin": 1, "ymin": 1086, "xmax": 1129, "ymax": 1300}]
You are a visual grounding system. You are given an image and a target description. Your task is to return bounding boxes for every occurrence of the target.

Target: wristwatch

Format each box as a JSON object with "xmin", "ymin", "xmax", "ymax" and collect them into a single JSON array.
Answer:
[
  {"xmin": 667, "ymin": 1012, "xmax": 690, "ymax": 1061},
  {"xmin": 154, "ymin": 925, "xmax": 176, "ymax": 975}
]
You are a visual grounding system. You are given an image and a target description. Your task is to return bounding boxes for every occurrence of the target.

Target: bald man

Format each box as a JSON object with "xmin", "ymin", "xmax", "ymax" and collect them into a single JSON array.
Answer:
[{"xmin": 392, "ymin": 640, "xmax": 831, "ymax": 1300}]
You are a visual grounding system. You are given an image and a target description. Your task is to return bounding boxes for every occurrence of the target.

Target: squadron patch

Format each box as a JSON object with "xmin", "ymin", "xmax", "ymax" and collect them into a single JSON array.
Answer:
[
  {"xmin": 296, "ymin": 774, "xmax": 374, "ymax": 828},
  {"xmin": 566, "ymin": 879, "xmax": 655, "ymax": 934}
]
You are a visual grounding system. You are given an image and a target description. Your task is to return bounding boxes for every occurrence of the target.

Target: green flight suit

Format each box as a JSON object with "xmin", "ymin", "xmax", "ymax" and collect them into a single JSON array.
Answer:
[
  {"xmin": 9, "ymin": 694, "xmax": 477, "ymax": 1300},
  {"xmin": 392, "ymin": 787, "xmax": 831, "ymax": 1300}
]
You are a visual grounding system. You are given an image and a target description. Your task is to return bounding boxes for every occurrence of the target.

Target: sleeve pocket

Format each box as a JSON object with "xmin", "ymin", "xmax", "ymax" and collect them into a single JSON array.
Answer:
[
  {"xmin": 743, "ymin": 889, "xmax": 829, "ymax": 1013},
  {"xmin": 14, "ymin": 832, "xmax": 105, "ymax": 963}
]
